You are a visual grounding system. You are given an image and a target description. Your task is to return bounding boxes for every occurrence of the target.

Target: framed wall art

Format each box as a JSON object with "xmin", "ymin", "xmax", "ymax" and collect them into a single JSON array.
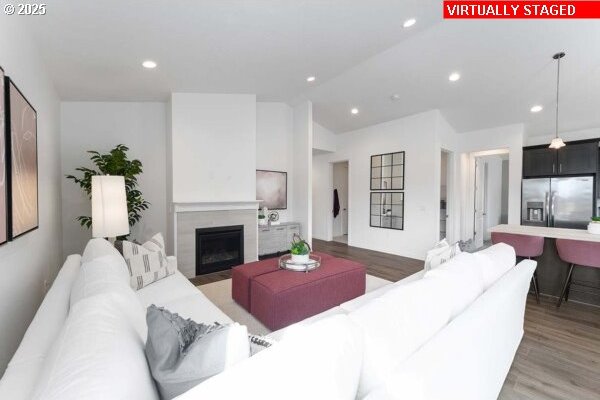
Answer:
[
  {"xmin": 6, "ymin": 77, "xmax": 38, "ymax": 239},
  {"xmin": 370, "ymin": 151, "xmax": 405, "ymax": 190},
  {"xmin": 0, "ymin": 67, "xmax": 6, "ymax": 245},
  {"xmin": 256, "ymin": 170, "xmax": 287, "ymax": 210}
]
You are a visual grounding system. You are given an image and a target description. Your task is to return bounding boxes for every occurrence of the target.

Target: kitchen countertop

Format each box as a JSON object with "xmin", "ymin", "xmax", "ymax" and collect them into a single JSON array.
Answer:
[
  {"xmin": 489, "ymin": 224, "xmax": 600, "ymax": 306},
  {"xmin": 489, "ymin": 224, "xmax": 600, "ymax": 243}
]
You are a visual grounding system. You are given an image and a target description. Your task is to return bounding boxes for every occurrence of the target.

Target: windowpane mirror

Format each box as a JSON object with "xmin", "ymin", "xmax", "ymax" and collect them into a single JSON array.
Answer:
[
  {"xmin": 370, "ymin": 151, "xmax": 405, "ymax": 190},
  {"xmin": 370, "ymin": 192, "xmax": 404, "ymax": 230}
]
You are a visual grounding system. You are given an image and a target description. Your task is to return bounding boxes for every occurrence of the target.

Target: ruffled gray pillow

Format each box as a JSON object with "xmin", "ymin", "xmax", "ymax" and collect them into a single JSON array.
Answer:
[{"xmin": 144, "ymin": 305, "xmax": 250, "ymax": 400}]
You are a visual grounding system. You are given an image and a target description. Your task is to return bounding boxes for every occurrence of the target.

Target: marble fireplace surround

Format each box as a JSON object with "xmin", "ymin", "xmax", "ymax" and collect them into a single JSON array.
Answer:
[{"xmin": 174, "ymin": 201, "xmax": 260, "ymax": 278}]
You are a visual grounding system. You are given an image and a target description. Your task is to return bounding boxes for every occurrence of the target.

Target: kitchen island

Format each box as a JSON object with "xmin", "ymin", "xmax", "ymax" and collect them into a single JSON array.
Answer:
[{"xmin": 490, "ymin": 224, "xmax": 600, "ymax": 306}]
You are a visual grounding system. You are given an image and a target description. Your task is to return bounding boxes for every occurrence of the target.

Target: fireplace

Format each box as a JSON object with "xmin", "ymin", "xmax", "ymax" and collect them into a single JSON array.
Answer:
[{"xmin": 195, "ymin": 225, "xmax": 244, "ymax": 275}]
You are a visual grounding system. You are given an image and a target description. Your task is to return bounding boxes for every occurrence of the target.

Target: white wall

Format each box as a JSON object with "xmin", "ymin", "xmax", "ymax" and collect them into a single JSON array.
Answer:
[
  {"xmin": 256, "ymin": 102, "xmax": 294, "ymax": 222},
  {"xmin": 0, "ymin": 15, "xmax": 62, "ymax": 372},
  {"xmin": 292, "ymin": 102, "xmax": 313, "ymax": 242},
  {"xmin": 457, "ymin": 124, "xmax": 524, "ymax": 241},
  {"xmin": 313, "ymin": 110, "xmax": 440, "ymax": 259},
  {"xmin": 313, "ymin": 122, "xmax": 336, "ymax": 153},
  {"xmin": 525, "ymin": 127, "xmax": 600, "ymax": 146},
  {"xmin": 170, "ymin": 93, "xmax": 256, "ymax": 203},
  {"xmin": 60, "ymin": 102, "xmax": 167, "ymax": 256},
  {"xmin": 312, "ymin": 155, "xmax": 333, "ymax": 241}
]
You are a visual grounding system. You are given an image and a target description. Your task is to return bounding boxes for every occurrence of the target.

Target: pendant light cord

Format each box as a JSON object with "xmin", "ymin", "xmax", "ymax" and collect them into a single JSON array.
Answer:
[{"xmin": 555, "ymin": 55, "xmax": 561, "ymax": 140}]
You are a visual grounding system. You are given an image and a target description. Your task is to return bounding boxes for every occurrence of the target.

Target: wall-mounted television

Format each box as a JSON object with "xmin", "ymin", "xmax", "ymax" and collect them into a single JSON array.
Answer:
[{"xmin": 256, "ymin": 170, "xmax": 287, "ymax": 210}]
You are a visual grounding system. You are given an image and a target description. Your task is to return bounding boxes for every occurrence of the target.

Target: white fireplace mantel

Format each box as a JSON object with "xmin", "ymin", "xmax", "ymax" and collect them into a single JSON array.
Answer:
[{"xmin": 173, "ymin": 200, "xmax": 262, "ymax": 213}]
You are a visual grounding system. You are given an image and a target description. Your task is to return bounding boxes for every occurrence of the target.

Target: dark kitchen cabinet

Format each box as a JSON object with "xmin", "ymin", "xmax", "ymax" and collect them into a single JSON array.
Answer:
[
  {"xmin": 557, "ymin": 142, "xmax": 598, "ymax": 175},
  {"xmin": 523, "ymin": 140, "xmax": 599, "ymax": 177},
  {"xmin": 523, "ymin": 147, "xmax": 557, "ymax": 177}
]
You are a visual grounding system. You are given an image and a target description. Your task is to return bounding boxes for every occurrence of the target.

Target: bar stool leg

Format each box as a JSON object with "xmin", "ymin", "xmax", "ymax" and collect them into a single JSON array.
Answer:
[
  {"xmin": 532, "ymin": 271, "xmax": 540, "ymax": 304},
  {"xmin": 557, "ymin": 263, "xmax": 575, "ymax": 308},
  {"xmin": 565, "ymin": 271, "xmax": 574, "ymax": 302}
]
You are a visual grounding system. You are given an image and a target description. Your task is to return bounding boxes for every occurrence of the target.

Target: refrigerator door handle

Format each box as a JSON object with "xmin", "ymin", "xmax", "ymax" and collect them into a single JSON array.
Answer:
[
  {"xmin": 550, "ymin": 192, "xmax": 556, "ymax": 227},
  {"xmin": 545, "ymin": 192, "xmax": 550, "ymax": 227}
]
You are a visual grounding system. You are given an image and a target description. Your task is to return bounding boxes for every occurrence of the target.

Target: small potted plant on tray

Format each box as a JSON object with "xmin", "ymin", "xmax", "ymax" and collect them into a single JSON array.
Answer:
[
  {"xmin": 290, "ymin": 234, "xmax": 311, "ymax": 263},
  {"xmin": 588, "ymin": 217, "xmax": 600, "ymax": 235}
]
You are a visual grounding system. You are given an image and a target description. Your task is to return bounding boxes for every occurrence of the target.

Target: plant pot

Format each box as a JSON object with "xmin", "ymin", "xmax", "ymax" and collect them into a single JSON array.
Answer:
[
  {"xmin": 291, "ymin": 254, "xmax": 310, "ymax": 264},
  {"xmin": 258, "ymin": 219, "xmax": 267, "ymax": 226},
  {"xmin": 588, "ymin": 222, "xmax": 600, "ymax": 235}
]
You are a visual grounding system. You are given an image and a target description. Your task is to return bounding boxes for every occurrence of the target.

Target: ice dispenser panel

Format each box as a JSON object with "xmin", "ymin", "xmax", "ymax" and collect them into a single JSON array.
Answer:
[{"xmin": 527, "ymin": 201, "xmax": 544, "ymax": 222}]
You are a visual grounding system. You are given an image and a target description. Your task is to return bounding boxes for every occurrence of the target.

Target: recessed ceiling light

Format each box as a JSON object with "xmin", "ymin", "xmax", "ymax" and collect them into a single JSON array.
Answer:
[
  {"xmin": 306, "ymin": 76, "xmax": 316, "ymax": 82},
  {"xmin": 448, "ymin": 72, "xmax": 461, "ymax": 82},
  {"xmin": 351, "ymin": 108, "xmax": 359, "ymax": 115},
  {"xmin": 390, "ymin": 94, "xmax": 401, "ymax": 101},
  {"xmin": 403, "ymin": 18, "xmax": 416, "ymax": 28},
  {"xmin": 530, "ymin": 105, "xmax": 543, "ymax": 113},
  {"xmin": 142, "ymin": 60, "xmax": 157, "ymax": 69}
]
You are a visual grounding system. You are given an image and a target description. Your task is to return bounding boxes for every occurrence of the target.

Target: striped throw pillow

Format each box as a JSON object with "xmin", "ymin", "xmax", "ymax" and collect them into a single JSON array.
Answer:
[{"xmin": 122, "ymin": 233, "xmax": 175, "ymax": 290}]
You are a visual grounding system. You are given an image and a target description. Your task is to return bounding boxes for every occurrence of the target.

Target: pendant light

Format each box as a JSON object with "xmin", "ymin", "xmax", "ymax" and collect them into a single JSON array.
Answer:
[{"xmin": 549, "ymin": 52, "xmax": 566, "ymax": 149}]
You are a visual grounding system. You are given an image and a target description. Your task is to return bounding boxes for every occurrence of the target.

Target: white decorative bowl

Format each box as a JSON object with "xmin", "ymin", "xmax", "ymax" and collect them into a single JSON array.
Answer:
[{"xmin": 587, "ymin": 223, "xmax": 600, "ymax": 235}]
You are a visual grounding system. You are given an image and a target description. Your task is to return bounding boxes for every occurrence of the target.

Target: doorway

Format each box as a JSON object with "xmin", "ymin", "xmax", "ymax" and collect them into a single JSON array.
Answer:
[
  {"xmin": 440, "ymin": 150, "xmax": 451, "ymax": 241},
  {"xmin": 332, "ymin": 161, "xmax": 349, "ymax": 243},
  {"xmin": 472, "ymin": 151, "xmax": 510, "ymax": 249}
]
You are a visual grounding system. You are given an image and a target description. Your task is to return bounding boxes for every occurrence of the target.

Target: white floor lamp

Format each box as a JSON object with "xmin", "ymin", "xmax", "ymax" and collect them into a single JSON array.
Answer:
[{"xmin": 91, "ymin": 175, "xmax": 130, "ymax": 244}]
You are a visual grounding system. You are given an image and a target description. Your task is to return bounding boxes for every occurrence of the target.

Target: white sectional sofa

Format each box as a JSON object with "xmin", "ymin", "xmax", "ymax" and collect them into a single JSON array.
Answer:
[{"xmin": 0, "ymin": 239, "xmax": 535, "ymax": 400}]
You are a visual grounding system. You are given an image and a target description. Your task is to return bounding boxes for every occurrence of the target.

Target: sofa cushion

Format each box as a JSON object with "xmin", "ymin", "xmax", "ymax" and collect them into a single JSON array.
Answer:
[
  {"xmin": 123, "ymin": 233, "xmax": 175, "ymax": 290},
  {"xmin": 424, "ymin": 252, "xmax": 485, "ymax": 318},
  {"xmin": 475, "ymin": 243, "xmax": 516, "ymax": 289},
  {"xmin": 136, "ymin": 268, "xmax": 200, "ymax": 307},
  {"xmin": 175, "ymin": 314, "xmax": 364, "ymax": 400},
  {"xmin": 0, "ymin": 255, "xmax": 81, "ymax": 400},
  {"xmin": 363, "ymin": 260, "xmax": 536, "ymax": 400},
  {"xmin": 340, "ymin": 270, "xmax": 424, "ymax": 313},
  {"xmin": 136, "ymin": 270, "xmax": 233, "ymax": 326},
  {"xmin": 81, "ymin": 238, "xmax": 123, "ymax": 263},
  {"xmin": 70, "ymin": 255, "xmax": 147, "ymax": 341},
  {"xmin": 348, "ymin": 277, "xmax": 453, "ymax": 398},
  {"xmin": 145, "ymin": 306, "xmax": 249, "ymax": 400},
  {"xmin": 31, "ymin": 294, "xmax": 158, "ymax": 400}
]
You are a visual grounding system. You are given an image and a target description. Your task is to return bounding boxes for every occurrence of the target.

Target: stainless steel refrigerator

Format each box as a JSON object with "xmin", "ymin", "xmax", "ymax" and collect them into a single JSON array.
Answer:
[{"xmin": 522, "ymin": 176, "xmax": 594, "ymax": 229}]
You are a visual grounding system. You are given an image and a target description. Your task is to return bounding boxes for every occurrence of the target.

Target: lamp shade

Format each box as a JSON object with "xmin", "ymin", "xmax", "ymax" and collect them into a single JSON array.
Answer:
[
  {"xmin": 549, "ymin": 137, "xmax": 566, "ymax": 149},
  {"xmin": 91, "ymin": 175, "xmax": 129, "ymax": 238}
]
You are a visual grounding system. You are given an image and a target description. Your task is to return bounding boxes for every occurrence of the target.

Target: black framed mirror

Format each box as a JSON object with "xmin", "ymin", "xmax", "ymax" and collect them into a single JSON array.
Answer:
[
  {"xmin": 370, "ymin": 192, "xmax": 404, "ymax": 230},
  {"xmin": 371, "ymin": 151, "xmax": 404, "ymax": 190}
]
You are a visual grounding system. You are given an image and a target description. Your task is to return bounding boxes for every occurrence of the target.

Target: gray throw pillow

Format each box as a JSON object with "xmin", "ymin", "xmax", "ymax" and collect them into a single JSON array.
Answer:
[{"xmin": 145, "ymin": 305, "xmax": 250, "ymax": 400}]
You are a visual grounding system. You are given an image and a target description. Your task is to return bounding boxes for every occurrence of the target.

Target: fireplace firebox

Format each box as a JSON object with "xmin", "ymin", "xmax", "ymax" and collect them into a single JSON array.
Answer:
[{"xmin": 195, "ymin": 225, "xmax": 244, "ymax": 275}]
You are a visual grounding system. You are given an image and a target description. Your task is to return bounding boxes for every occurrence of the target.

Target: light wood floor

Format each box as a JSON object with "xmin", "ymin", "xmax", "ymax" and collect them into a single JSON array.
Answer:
[{"xmin": 191, "ymin": 239, "xmax": 600, "ymax": 400}]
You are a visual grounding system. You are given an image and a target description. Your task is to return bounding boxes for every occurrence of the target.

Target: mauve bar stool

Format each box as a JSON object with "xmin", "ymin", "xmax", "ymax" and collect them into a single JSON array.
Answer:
[
  {"xmin": 491, "ymin": 232, "xmax": 542, "ymax": 303},
  {"xmin": 555, "ymin": 239, "xmax": 600, "ymax": 308}
]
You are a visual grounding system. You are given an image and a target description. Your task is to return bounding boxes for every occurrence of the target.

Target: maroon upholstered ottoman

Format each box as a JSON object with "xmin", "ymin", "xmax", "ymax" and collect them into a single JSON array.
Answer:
[
  {"xmin": 250, "ymin": 258, "xmax": 366, "ymax": 331},
  {"xmin": 232, "ymin": 259, "xmax": 280, "ymax": 311},
  {"xmin": 231, "ymin": 252, "xmax": 336, "ymax": 311}
]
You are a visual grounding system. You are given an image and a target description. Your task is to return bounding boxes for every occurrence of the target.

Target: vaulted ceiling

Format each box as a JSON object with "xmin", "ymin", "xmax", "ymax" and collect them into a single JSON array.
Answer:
[{"xmin": 26, "ymin": 1, "xmax": 600, "ymax": 136}]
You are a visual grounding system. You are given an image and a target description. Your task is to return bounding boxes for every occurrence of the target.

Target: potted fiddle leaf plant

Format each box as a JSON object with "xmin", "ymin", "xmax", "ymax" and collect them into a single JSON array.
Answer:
[
  {"xmin": 290, "ymin": 234, "xmax": 311, "ymax": 263},
  {"xmin": 66, "ymin": 144, "xmax": 149, "ymax": 239},
  {"xmin": 588, "ymin": 216, "xmax": 600, "ymax": 235}
]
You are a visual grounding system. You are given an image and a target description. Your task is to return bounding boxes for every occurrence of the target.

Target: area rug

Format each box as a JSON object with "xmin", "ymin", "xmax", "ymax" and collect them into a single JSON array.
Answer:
[{"xmin": 197, "ymin": 274, "xmax": 391, "ymax": 335}]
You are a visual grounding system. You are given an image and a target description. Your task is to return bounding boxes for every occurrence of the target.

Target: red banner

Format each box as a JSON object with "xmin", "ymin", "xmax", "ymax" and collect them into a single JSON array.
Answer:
[{"xmin": 443, "ymin": 1, "xmax": 600, "ymax": 18}]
